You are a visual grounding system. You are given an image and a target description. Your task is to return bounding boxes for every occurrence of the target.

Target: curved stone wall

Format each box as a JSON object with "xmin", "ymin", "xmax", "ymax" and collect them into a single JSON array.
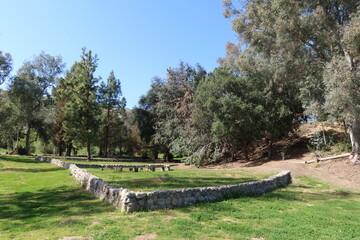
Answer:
[{"xmin": 35, "ymin": 156, "xmax": 292, "ymax": 212}]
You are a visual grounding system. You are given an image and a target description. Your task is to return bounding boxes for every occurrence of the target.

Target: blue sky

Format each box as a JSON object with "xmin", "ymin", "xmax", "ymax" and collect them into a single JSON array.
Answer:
[{"xmin": 0, "ymin": 0, "xmax": 237, "ymax": 108}]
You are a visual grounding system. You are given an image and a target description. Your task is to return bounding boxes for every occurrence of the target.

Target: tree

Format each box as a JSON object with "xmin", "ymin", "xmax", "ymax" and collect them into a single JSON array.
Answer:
[
  {"xmin": 52, "ymin": 75, "xmax": 72, "ymax": 156},
  {"xmin": 98, "ymin": 70, "xmax": 126, "ymax": 157},
  {"xmin": 8, "ymin": 52, "xmax": 64, "ymax": 154},
  {"xmin": 153, "ymin": 62, "xmax": 206, "ymax": 160},
  {"xmin": 133, "ymin": 78, "xmax": 162, "ymax": 159},
  {"xmin": 0, "ymin": 51, "xmax": 12, "ymax": 85},
  {"xmin": 192, "ymin": 67, "xmax": 265, "ymax": 164},
  {"xmin": 223, "ymin": 0, "xmax": 359, "ymax": 159},
  {"xmin": 0, "ymin": 91, "xmax": 22, "ymax": 153},
  {"xmin": 62, "ymin": 48, "xmax": 101, "ymax": 160},
  {"xmin": 323, "ymin": 9, "xmax": 360, "ymax": 160}
]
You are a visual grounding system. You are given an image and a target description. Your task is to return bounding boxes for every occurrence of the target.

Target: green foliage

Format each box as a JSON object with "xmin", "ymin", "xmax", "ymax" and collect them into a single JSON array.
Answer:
[
  {"xmin": 7, "ymin": 52, "xmax": 64, "ymax": 154},
  {"xmin": 134, "ymin": 62, "xmax": 207, "ymax": 160},
  {"xmin": 62, "ymin": 48, "xmax": 101, "ymax": 159},
  {"xmin": 307, "ymin": 131, "xmax": 332, "ymax": 156},
  {"xmin": 192, "ymin": 67, "xmax": 265, "ymax": 162},
  {"xmin": 98, "ymin": 70, "xmax": 126, "ymax": 157},
  {"xmin": 0, "ymin": 51, "xmax": 12, "ymax": 85}
]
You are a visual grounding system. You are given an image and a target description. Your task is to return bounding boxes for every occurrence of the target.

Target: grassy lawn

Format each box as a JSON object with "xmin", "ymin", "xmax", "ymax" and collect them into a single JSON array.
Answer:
[
  {"xmin": 85, "ymin": 167, "xmax": 272, "ymax": 191},
  {"xmin": 0, "ymin": 155, "xmax": 360, "ymax": 240}
]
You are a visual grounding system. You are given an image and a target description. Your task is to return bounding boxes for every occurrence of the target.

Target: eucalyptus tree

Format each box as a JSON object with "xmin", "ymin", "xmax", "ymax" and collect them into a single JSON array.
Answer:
[
  {"xmin": 223, "ymin": 0, "xmax": 359, "ymax": 159},
  {"xmin": 323, "ymin": 9, "xmax": 360, "ymax": 160},
  {"xmin": 8, "ymin": 52, "xmax": 64, "ymax": 154},
  {"xmin": 98, "ymin": 70, "xmax": 126, "ymax": 157},
  {"xmin": 0, "ymin": 51, "xmax": 12, "ymax": 85},
  {"xmin": 62, "ymin": 48, "xmax": 101, "ymax": 160}
]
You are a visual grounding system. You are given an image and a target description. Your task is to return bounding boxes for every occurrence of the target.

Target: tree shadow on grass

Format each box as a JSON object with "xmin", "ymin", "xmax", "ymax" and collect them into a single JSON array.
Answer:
[
  {"xmin": 107, "ymin": 176, "xmax": 260, "ymax": 191},
  {"xmin": 0, "ymin": 186, "xmax": 115, "ymax": 226},
  {"xmin": 0, "ymin": 155, "xmax": 40, "ymax": 164},
  {"xmin": 0, "ymin": 167, "xmax": 64, "ymax": 173}
]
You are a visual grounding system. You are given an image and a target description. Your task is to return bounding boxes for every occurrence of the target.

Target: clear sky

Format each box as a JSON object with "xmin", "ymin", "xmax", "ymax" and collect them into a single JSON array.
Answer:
[{"xmin": 0, "ymin": 0, "xmax": 237, "ymax": 108}]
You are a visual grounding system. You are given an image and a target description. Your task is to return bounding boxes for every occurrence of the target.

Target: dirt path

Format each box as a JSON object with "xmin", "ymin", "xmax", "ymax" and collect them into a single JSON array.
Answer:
[{"xmin": 179, "ymin": 152, "xmax": 360, "ymax": 191}]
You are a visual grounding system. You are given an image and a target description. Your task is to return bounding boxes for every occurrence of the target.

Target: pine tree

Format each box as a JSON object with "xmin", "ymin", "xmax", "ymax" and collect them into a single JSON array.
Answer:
[
  {"xmin": 98, "ymin": 70, "xmax": 126, "ymax": 157},
  {"xmin": 63, "ymin": 48, "xmax": 101, "ymax": 160}
]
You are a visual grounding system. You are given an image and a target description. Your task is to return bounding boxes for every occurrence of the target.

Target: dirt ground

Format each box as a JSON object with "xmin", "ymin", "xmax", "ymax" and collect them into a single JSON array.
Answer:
[
  {"xmin": 178, "ymin": 152, "xmax": 360, "ymax": 191},
  {"xmin": 178, "ymin": 121, "xmax": 360, "ymax": 191},
  {"xmin": 214, "ymin": 154, "xmax": 360, "ymax": 191},
  {"xmin": 204, "ymin": 123, "xmax": 360, "ymax": 191}
]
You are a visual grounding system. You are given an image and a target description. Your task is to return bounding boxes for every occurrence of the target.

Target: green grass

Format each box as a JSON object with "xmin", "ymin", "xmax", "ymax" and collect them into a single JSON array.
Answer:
[
  {"xmin": 1, "ymin": 155, "xmax": 360, "ymax": 240},
  {"xmin": 0, "ymin": 148, "xmax": 8, "ymax": 154},
  {"xmin": 86, "ymin": 167, "xmax": 272, "ymax": 191}
]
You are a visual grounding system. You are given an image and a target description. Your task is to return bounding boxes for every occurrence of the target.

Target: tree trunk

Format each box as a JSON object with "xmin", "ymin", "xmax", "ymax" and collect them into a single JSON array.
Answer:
[
  {"xmin": 104, "ymin": 125, "xmax": 109, "ymax": 158},
  {"xmin": 243, "ymin": 145, "xmax": 250, "ymax": 161},
  {"xmin": 87, "ymin": 141, "xmax": 91, "ymax": 161},
  {"xmin": 104, "ymin": 108, "xmax": 110, "ymax": 158},
  {"xmin": 267, "ymin": 139, "xmax": 273, "ymax": 160},
  {"xmin": 350, "ymin": 118, "xmax": 360, "ymax": 162},
  {"xmin": 152, "ymin": 148, "xmax": 158, "ymax": 160},
  {"xmin": 58, "ymin": 142, "xmax": 64, "ymax": 156},
  {"xmin": 25, "ymin": 122, "xmax": 31, "ymax": 155},
  {"xmin": 66, "ymin": 143, "xmax": 72, "ymax": 156}
]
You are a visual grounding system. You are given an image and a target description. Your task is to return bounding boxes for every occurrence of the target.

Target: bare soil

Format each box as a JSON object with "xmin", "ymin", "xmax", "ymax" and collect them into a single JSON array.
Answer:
[
  {"xmin": 180, "ymin": 123, "xmax": 360, "ymax": 191},
  {"xmin": 205, "ymin": 154, "xmax": 360, "ymax": 191}
]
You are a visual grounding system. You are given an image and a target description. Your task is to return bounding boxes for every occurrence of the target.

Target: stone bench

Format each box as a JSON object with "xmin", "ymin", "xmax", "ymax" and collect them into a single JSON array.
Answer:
[
  {"xmin": 75, "ymin": 163, "xmax": 176, "ymax": 172},
  {"xmin": 108, "ymin": 164, "xmax": 176, "ymax": 172}
]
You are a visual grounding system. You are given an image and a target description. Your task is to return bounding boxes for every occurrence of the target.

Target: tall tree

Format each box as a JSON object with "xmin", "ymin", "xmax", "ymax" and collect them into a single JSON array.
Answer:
[
  {"xmin": 223, "ymin": 0, "xmax": 359, "ymax": 160},
  {"xmin": 153, "ymin": 62, "xmax": 206, "ymax": 159},
  {"xmin": 133, "ymin": 78, "xmax": 162, "ymax": 159},
  {"xmin": 0, "ymin": 51, "xmax": 12, "ymax": 85},
  {"xmin": 8, "ymin": 52, "xmax": 64, "ymax": 154},
  {"xmin": 192, "ymin": 67, "xmax": 265, "ymax": 164},
  {"xmin": 0, "ymin": 91, "xmax": 22, "ymax": 153},
  {"xmin": 52, "ymin": 75, "xmax": 72, "ymax": 156},
  {"xmin": 98, "ymin": 70, "xmax": 126, "ymax": 157},
  {"xmin": 323, "ymin": 9, "xmax": 360, "ymax": 160},
  {"xmin": 63, "ymin": 48, "xmax": 100, "ymax": 160}
]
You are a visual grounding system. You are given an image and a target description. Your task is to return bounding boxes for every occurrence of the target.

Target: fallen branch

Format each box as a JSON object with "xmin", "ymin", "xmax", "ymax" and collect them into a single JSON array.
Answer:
[{"xmin": 305, "ymin": 153, "xmax": 351, "ymax": 164}]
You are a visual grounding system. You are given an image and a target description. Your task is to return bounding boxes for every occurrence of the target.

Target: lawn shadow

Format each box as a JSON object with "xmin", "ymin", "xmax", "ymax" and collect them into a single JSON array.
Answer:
[
  {"xmin": 0, "ymin": 186, "xmax": 115, "ymax": 224},
  {"xmin": 0, "ymin": 167, "xmax": 64, "ymax": 173},
  {"xmin": 0, "ymin": 155, "xmax": 40, "ymax": 164}
]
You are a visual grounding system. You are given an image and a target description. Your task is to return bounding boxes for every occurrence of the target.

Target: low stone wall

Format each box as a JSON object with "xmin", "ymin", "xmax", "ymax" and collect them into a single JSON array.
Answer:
[{"xmin": 35, "ymin": 156, "xmax": 292, "ymax": 212}]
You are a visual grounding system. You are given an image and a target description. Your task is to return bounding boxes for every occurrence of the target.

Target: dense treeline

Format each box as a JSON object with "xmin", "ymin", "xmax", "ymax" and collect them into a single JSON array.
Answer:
[
  {"xmin": 0, "ymin": 49, "xmax": 129, "ymax": 160},
  {"xmin": 1, "ymin": 0, "xmax": 360, "ymax": 164}
]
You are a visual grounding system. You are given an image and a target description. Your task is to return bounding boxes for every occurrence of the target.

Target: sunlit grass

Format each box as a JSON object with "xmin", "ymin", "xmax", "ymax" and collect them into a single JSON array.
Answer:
[
  {"xmin": 86, "ymin": 167, "xmax": 272, "ymax": 191},
  {"xmin": 1, "ymin": 155, "xmax": 360, "ymax": 240}
]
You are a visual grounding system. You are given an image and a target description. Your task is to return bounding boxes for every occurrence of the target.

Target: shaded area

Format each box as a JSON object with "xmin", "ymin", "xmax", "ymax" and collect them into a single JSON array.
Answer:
[
  {"xmin": 0, "ymin": 167, "xmax": 63, "ymax": 173},
  {"xmin": 0, "ymin": 186, "xmax": 114, "ymax": 222},
  {"xmin": 0, "ymin": 155, "xmax": 41, "ymax": 164}
]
